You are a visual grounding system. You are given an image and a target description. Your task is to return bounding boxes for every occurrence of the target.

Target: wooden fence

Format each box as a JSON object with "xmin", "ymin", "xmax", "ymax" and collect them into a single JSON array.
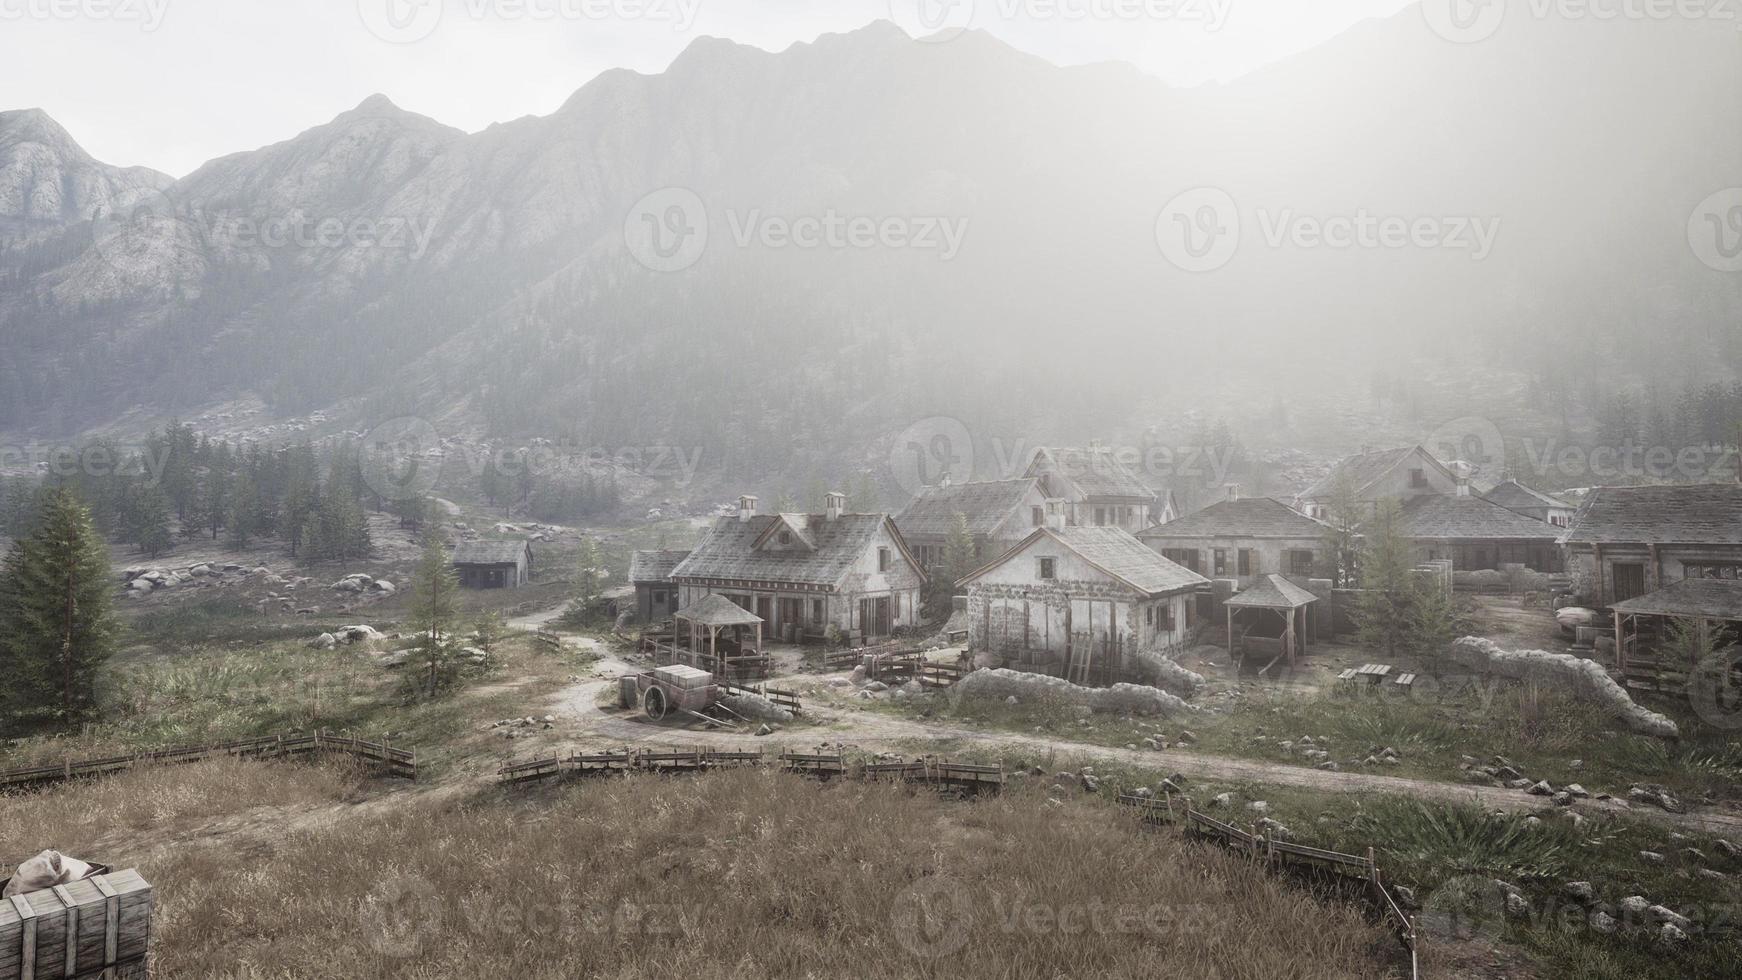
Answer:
[
  {"xmin": 498, "ymin": 747, "xmax": 1004, "ymax": 793},
  {"xmin": 1117, "ymin": 793, "xmax": 1419, "ymax": 978},
  {"xmin": 716, "ymin": 680, "xmax": 804, "ymax": 716},
  {"xmin": 0, "ymin": 730, "xmax": 417, "ymax": 791},
  {"xmin": 532, "ymin": 628, "xmax": 565, "ymax": 653}
]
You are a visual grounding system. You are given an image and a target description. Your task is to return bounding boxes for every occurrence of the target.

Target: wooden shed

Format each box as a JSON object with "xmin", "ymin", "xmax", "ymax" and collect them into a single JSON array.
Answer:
[{"xmin": 451, "ymin": 539, "xmax": 533, "ymax": 589}]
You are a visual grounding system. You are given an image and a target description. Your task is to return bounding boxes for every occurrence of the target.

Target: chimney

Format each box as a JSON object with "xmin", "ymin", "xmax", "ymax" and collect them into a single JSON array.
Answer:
[
  {"xmin": 939, "ymin": 474, "xmax": 952, "ymax": 489},
  {"xmin": 824, "ymin": 491, "xmax": 846, "ymax": 521},
  {"xmin": 738, "ymin": 495, "xmax": 759, "ymax": 523},
  {"xmin": 1455, "ymin": 479, "xmax": 1471, "ymax": 498},
  {"xmin": 1225, "ymin": 483, "xmax": 1241, "ymax": 502}
]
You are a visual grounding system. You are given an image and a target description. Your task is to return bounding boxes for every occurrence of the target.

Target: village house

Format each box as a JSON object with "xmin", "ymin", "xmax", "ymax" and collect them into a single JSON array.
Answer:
[
  {"xmin": 1025, "ymin": 443, "xmax": 1174, "ymax": 530},
  {"xmin": 669, "ymin": 493, "xmax": 925, "ymax": 643},
  {"xmin": 1136, "ymin": 489, "xmax": 1336, "ymax": 588},
  {"xmin": 1294, "ymin": 445, "xmax": 1461, "ymax": 520},
  {"xmin": 628, "ymin": 549, "xmax": 691, "ymax": 623},
  {"xmin": 893, "ymin": 477, "xmax": 1050, "ymax": 572},
  {"xmin": 960, "ymin": 522, "xmax": 1209, "ymax": 683},
  {"xmin": 1395, "ymin": 487, "xmax": 1564, "ymax": 571},
  {"xmin": 1483, "ymin": 479, "xmax": 1578, "ymax": 527},
  {"xmin": 451, "ymin": 539, "xmax": 533, "ymax": 589},
  {"xmin": 1558, "ymin": 483, "xmax": 1742, "ymax": 606}
]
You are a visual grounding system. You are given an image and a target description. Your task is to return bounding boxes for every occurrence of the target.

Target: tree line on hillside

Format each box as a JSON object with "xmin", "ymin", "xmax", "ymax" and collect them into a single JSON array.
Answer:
[{"xmin": 0, "ymin": 422, "xmax": 386, "ymax": 563}]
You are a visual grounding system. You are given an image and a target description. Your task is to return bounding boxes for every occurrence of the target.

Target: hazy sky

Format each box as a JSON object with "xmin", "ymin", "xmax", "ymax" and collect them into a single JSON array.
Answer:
[{"xmin": 1, "ymin": 0, "xmax": 1416, "ymax": 176}]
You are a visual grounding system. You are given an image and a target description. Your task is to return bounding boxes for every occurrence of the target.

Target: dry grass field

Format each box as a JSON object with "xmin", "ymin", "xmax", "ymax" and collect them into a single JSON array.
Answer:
[{"xmin": 4, "ymin": 761, "xmax": 1399, "ymax": 979}]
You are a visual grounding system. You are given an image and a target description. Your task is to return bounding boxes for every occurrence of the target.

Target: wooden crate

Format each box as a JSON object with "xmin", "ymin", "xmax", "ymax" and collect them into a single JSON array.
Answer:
[{"xmin": 0, "ymin": 870, "xmax": 151, "ymax": 980}]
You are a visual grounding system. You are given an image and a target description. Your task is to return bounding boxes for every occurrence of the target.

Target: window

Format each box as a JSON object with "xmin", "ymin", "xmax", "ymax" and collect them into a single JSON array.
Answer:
[
  {"xmin": 1145, "ymin": 606, "xmax": 1154, "ymax": 626},
  {"xmin": 878, "ymin": 547, "xmax": 892, "ymax": 572},
  {"xmin": 1038, "ymin": 557, "xmax": 1056, "ymax": 580},
  {"xmin": 1410, "ymin": 468, "xmax": 1428, "ymax": 489},
  {"xmin": 1032, "ymin": 506, "xmax": 1045, "ymax": 527},
  {"xmin": 812, "ymin": 598, "xmax": 825, "ymax": 622},
  {"xmin": 1237, "ymin": 549, "xmax": 1253, "ymax": 576},
  {"xmin": 1157, "ymin": 602, "xmax": 1175, "ymax": 632},
  {"xmin": 1094, "ymin": 507, "xmax": 1107, "ymax": 526},
  {"xmin": 1684, "ymin": 562, "xmax": 1742, "ymax": 580},
  {"xmin": 1213, "ymin": 549, "xmax": 1228, "ymax": 577},
  {"xmin": 1161, "ymin": 548, "xmax": 1199, "ymax": 572},
  {"xmin": 1288, "ymin": 549, "xmax": 1314, "ymax": 575},
  {"xmin": 779, "ymin": 530, "xmax": 792, "ymax": 545}
]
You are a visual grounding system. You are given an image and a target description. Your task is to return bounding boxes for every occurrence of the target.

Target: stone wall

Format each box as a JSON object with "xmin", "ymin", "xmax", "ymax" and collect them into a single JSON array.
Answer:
[
  {"xmin": 953, "ymin": 668, "xmax": 1195, "ymax": 717},
  {"xmin": 1447, "ymin": 637, "xmax": 1678, "ymax": 738}
]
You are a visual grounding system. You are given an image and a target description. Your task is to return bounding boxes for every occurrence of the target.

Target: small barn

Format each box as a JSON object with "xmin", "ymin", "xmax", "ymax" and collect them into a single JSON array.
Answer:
[
  {"xmin": 629, "ymin": 549, "xmax": 691, "ymax": 623},
  {"xmin": 452, "ymin": 539, "xmax": 533, "ymax": 589}
]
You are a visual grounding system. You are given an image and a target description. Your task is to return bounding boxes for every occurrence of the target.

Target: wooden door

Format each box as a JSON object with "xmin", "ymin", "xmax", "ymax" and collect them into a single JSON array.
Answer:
[{"xmin": 1612, "ymin": 563, "xmax": 1647, "ymax": 604}]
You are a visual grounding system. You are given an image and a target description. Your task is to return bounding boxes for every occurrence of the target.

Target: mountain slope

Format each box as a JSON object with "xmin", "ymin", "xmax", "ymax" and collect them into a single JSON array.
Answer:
[
  {"xmin": 0, "ymin": 108, "xmax": 171, "ymax": 233},
  {"xmin": 0, "ymin": 12, "xmax": 1736, "ymax": 479}
]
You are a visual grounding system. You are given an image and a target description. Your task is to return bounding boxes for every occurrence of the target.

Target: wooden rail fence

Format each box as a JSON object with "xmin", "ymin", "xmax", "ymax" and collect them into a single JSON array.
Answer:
[
  {"xmin": 716, "ymin": 680, "xmax": 805, "ymax": 716},
  {"xmin": 1117, "ymin": 793, "xmax": 1420, "ymax": 979},
  {"xmin": 0, "ymin": 731, "xmax": 417, "ymax": 791},
  {"xmin": 498, "ymin": 748, "xmax": 1004, "ymax": 793}
]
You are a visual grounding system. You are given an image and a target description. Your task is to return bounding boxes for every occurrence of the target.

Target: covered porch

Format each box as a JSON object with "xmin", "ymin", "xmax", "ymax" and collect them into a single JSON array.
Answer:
[
  {"xmin": 1225, "ymin": 574, "xmax": 1320, "ymax": 674},
  {"xmin": 655, "ymin": 594, "xmax": 771, "ymax": 680},
  {"xmin": 1609, "ymin": 579, "xmax": 1742, "ymax": 678}
]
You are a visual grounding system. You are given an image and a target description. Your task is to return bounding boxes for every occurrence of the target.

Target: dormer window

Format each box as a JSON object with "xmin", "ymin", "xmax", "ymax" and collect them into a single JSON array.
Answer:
[
  {"xmin": 1038, "ymin": 557, "xmax": 1056, "ymax": 580},
  {"xmin": 878, "ymin": 548, "xmax": 891, "ymax": 572},
  {"xmin": 779, "ymin": 531, "xmax": 792, "ymax": 546},
  {"xmin": 1410, "ymin": 468, "xmax": 1428, "ymax": 488}
]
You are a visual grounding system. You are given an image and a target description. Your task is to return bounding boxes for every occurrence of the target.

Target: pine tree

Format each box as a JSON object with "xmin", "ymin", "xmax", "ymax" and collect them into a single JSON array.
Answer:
[
  {"xmin": 1319, "ymin": 469, "xmax": 1364, "ymax": 588},
  {"xmin": 227, "ymin": 473, "xmax": 258, "ymax": 547},
  {"xmin": 472, "ymin": 610, "xmax": 507, "ymax": 664},
  {"xmin": 929, "ymin": 511, "xmax": 977, "ymax": 617},
  {"xmin": 1352, "ymin": 499, "xmax": 1416, "ymax": 658},
  {"xmin": 125, "ymin": 484, "xmax": 174, "ymax": 558},
  {"xmin": 0, "ymin": 488, "xmax": 117, "ymax": 725},
  {"xmin": 407, "ymin": 530, "xmax": 460, "ymax": 697},
  {"xmin": 569, "ymin": 536, "xmax": 603, "ymax": 616}
]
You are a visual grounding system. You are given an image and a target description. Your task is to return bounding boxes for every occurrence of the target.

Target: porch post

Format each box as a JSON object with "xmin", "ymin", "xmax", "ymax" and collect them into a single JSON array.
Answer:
[{"xmin": 1612, "ymin": 609, "xmax": 1624, "ymax": 672}]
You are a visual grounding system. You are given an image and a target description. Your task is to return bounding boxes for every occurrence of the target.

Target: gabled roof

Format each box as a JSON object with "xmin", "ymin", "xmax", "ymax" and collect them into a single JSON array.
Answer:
[
  {"xmin": 1611, "ymin": 578, "xmax": 1742, "ymax": 621},
  {"xmin": 753, "ymin": 514, "xmax": 817, "ymax": 551},
  {"xmin": 629, "ymin": 550, "xmax": 691, "ymax": 584},
  {"xmin": 962, "ymin": 526, "xmax": 1209, "ymax": 598},
  {"xmin": 1396, "ymin": 494, "xmax": 1560, "ymax": 541},
  {"xmin": 1226, "ymin": 574, "xmax": 1320, "ymax": 610},
  {"xmin": 1138, "ymin": 497, "xmax": 1333, "ymax": 541},
  {"xmin": 1028, "ymin": 446, "xmax": 1154, "ymax": 500},
  {"xmin": 1558, "ymin": 484, "xmax": 1742, "ymax": 547},
  {"xmin": 671, "ymin": 513, "xmax": 923, "ymax": 589},
  {"xmin": 1299, "ymin": 445, "xmax": 1456, "ymax": 501},
  {"xmin": 676, "ymin": 593, "xmax": 765, "ymax": 627},
  {"xmin": 894, "ymin": 478, "xmax": 1041, "ymax": 539},
  {"xmin": 1483, "ymin": 479, "xmax": 1573, "ymax": 514},
  {"xmin": 451, "ymin": 540, "xmax": 532, "ymax": 565}
]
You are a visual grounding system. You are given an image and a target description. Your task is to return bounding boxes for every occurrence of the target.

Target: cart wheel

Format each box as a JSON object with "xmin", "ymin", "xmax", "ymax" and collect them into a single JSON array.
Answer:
[{"xmin": 644, "ymin": 685, "xmax": 668, "ymax": 722}]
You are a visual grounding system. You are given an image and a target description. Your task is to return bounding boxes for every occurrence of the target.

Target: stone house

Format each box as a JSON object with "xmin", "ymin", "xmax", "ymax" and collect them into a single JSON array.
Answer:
[
  {"xmin": 960, "ymin": 524, "xmax": 1209, "ymax": 681},
  {"xmin": 670, "ymin": 494, "xmax": 925, "ymax": 642},
  {"xmin": 1483, "ymin": 479, "xmax": 1577, "ymax": 528},
  {"xmin": 1025, "ymin": 444, "xmax": 1171, "ymax": 532},
  {"xmin": 451, "ymin": 539, "xmax": 533, "ymax": 589},
  {"xmin": 893, "ymin": 478, "xmax": 1050, "ymax": 572},
  {"xmin": 1558, "ymin": 483, "xmax": 1742, "ymax": 606},
  {"xmin": 628, "ymin": 549, "xmax": 690, "ymax": 623},
  {"xmin": 1294, "ymin": 445, "xmax": 1461, "ymax": 520},
  {"xmin": 1136, "ymin": 491, "xmax": 1335, "ymax": 589}
]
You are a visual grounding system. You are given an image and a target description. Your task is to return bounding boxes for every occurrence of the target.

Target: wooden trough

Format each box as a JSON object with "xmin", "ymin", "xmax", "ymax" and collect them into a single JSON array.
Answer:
[{"xmin": 0, "ymin": 870, "xmax": 151, "ymax": 980}]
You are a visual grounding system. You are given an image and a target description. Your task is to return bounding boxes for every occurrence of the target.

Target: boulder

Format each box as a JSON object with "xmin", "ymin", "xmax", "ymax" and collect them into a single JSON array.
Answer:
[{"xmin": 308, "ymin": 633, "xmax": 338, "ymax": 650}]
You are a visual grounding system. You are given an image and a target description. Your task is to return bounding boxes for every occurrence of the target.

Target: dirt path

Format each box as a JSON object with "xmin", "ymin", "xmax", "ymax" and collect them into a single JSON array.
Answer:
[{"xmin": 536, "ymin": 671, "xmax": 1742, "ymax": 838}]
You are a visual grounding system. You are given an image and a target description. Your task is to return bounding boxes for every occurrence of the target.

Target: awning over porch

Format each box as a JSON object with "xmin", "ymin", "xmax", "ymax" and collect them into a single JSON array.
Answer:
[
  {"xmin": 1611, "ymin": 579, "xmax": 1742, "ymax": 622},
  {"xmin": 1225, "ymin": 575, "xmax": 1319, "ymax": 671}
]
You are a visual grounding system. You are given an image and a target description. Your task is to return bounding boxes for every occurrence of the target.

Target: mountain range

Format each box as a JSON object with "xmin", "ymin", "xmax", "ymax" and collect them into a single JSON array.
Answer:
[{"xmin": 1, "ymin": 11, "xmax": 1738, "ymax": 489}]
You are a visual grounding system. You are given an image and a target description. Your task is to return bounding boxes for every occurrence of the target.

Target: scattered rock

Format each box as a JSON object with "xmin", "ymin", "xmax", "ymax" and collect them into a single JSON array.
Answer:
[
  {"xmin": 1589, "ymin": 911, "xmax": 1617, "ymax": 934},
  {"xmin": 1659, "ymin": 923, "xmax": 1688, "ymax": 944},
  {"xmin": 1564, "ymin": 881, "xmax": 1596, "ymax": 904},
  {"xmin": 1639, "ymin": 851, "xmax": 1665, "ymax": 865},
  {"xmin": 1618, "ymin": 896, "xmax": 1651, "ymax": 916},
  {"xmin": 1527, "ymin": 780, "xmax": 1554, "ymax": 796}
]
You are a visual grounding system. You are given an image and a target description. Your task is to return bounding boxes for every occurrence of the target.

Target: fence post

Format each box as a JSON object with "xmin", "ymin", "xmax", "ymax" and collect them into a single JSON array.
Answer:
[{"xmin": 1366, "ymin": 847, "xmax": 1379, "ymax": 888}]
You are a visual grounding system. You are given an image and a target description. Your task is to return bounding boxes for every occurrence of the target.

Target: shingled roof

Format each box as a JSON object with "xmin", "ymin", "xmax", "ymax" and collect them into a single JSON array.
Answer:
[
  {"xmin": 1299, "ymin": 445, "xmax": 1456, "ymax": 501},
  {"xmin": 894, "ymin": 479, "xmax": 1040, "ymax": 539},
  {"xmin": 629, "ymin": 550, "xmax": 691, "ymax": 584},
  {"xmin": 1029, "ymin": 446, "xmax": 1154, "ymax": 500},
  {"xmin": 1611, "ymin": 578, "xmax": 1742, "ymax": 621},
  {"xmin": 1558, "ymin": 484, "xmax": 1742, "ymax": 546},
  {"xmin": 451, "ymin": 540, "xmax": 532, "ymax": 565},
  {"xmin": 671, "ymin": 513, "xmax": 919, "ymax": 589},
  {"xmin": 963, "ymin": 526, "xmax": 1209, "ymax": 597},
  {"xmin": 1483, "ymin": 480, "xmax": 1573, "ymax": 514},
  {"xmin": 1225, "ymin": 574, "xmax": 1320, "ymax": 609},
  {"xmin": 1138, "ymin": 497, "xmax": 1333, "ymax": 541},
  {"xmin": 676, "ymin": 593, "xmax": 765, "ymax": 627},
  {"xmin": 1397, "ymin": 494, "xmax": 1560, "ymax": 541}
]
